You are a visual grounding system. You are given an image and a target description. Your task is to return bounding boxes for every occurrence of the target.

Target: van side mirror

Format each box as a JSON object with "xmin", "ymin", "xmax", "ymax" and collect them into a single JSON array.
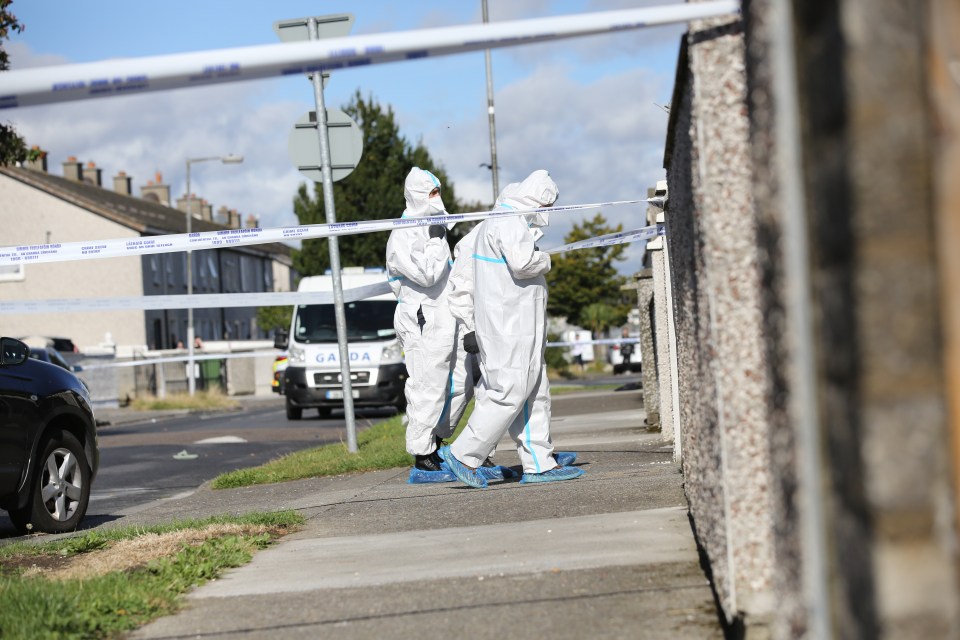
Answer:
[
  {"xmin": 0, "ymin": 337, "xmax": 29, "ymax": 366},
  {"xmin": 273, "ymin": 329, "xmax": 288, "ymax": 350}
]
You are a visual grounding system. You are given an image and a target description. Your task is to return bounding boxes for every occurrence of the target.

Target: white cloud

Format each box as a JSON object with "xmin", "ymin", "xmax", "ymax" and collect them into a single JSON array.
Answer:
[
  {"xmin": 7, "ymin": 41, "xmax": 66, "ymax": 69},
  {"xmin": 9, "ymin": 64, "xmax": 308, "ymax": 232},
  {"xmin": 5, "ymin": 24, "xmax": 668, "ymax": 273},
  {"xmin": 419, "ymin": 62, "xmax": 669, "ymax": 273}
]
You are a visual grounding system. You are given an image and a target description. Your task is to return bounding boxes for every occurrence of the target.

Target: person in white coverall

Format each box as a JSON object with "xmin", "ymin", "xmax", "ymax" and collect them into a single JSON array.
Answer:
[
  {"xmin": 386, "ymin": 167, "xmax": 473, "ymax": 472},
  {"xmin": 440, "ymin": 170, "xmax": 584, "ymax": 488}
]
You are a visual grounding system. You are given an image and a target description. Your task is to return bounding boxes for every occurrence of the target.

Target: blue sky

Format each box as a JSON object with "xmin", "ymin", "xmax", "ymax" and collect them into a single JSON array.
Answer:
[{"xmin": 6, "ymin": 0, "xmax": 686, "ymax": 272}]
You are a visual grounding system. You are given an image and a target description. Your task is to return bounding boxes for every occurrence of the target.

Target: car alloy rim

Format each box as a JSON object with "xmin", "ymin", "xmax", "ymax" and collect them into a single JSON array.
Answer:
[{"xmin": 40, "ymin": 447, "xmax": 83, "ymax": 521}]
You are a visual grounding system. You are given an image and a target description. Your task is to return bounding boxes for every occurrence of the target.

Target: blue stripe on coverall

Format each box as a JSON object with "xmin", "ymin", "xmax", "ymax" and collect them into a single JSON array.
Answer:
[{"xmin": 523, "ymin": 400, "xmax": 541, "ymax": 473}]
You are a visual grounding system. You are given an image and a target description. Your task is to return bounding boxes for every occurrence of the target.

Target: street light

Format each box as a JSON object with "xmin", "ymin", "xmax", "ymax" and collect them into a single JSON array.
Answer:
[
  {"xmin": 185, "ymin": 153, "xmax": 243, "ymax": 396},
  {"xmin": 481, "ymin": 0, "xmax": 500, "ymax": 204}
]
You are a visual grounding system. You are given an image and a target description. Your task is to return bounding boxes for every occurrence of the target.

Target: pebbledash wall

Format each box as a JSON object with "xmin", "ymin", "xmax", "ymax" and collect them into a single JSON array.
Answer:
[
  {"xmin": 661, "ymin": 8, "xmax": 776, "ymax": 630},
  {"xmin": 654, "ymin": 0, "xmax": 960, "ymax": 637}
]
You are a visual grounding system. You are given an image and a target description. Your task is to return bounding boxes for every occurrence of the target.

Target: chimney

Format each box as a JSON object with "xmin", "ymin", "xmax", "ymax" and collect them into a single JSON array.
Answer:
[
  {"xmin": 216, "ymin": 205, "xmax": 231, "ymax": 226},
  {"xmin": 229, "ymin": 209, "xmax": 241, "ymax": 229},
  {"xmin": 245, "ymin": 213, "xmax": 260, "ymax": 228},
  {"xmin": 140, "ymin": 171, "xmax": 171, "ymax": 206},
  {"xmin": 201, "ymin": 199, "xmax": 213, "ymax": 221},
  {"xmin": 176, "ymin": 193, "xmax": 203, "ymax": 216},
  {"xmin": 62, "ymin": 156, "xmax": 83, "ymax": 182},
  {"xmin": 25, "ymin": 146, "xmax": 48, "ymax": 172},
  {"xmin": 113, "ymin": 171, "xmax": 132, "ymax": 196},
  {"xmin": 83, "ymin": 161, "xmax": 103, "ymax": 187}
]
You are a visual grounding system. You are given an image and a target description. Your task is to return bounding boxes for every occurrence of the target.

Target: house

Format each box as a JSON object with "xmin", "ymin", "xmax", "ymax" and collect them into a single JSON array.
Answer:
[{"xmin": 0, "ymin": 154, "xmax": 293, "ymax": 352}]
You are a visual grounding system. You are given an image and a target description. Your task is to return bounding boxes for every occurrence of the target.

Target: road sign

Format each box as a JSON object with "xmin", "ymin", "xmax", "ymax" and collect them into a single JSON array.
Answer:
[
  {"xmin": 287, "ymin": 109, "xmax": 363, "ymax": 183},
  {"xmin": 273, "ymin": 14, "xmax": 355, "ymax": 87}
]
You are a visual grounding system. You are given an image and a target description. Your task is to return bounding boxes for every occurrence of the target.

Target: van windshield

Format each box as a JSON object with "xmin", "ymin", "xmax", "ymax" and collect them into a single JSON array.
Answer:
[{"xmin": 294, "ymin": 300, "xmax": 396, "ymax": 343}]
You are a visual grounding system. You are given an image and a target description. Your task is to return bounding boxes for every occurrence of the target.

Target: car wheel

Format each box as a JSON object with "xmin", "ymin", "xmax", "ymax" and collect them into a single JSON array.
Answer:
[
  {"xmin": 10, "ymin": 429, "xmax": 91, "ymax": 534},
  {"xmin": 317, "ymin": 407, "xmax": 332, "ymax": 419},
  {"xmin": 286, "ymin": 400, "xmax": 302, "ymax": 420}
]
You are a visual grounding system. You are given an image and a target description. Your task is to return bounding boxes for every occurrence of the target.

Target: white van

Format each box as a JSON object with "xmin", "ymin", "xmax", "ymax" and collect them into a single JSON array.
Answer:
[{"xmin": 277, "ymin": 268, "xmax": 407, "ymax": 420}]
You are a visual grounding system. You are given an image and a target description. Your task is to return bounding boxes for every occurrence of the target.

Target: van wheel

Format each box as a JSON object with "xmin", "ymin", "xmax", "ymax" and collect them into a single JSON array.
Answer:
[
  {"xmin": 286, "ymin": 400, "xmax": 302, "ymax": 420},
  {"xmin": 317, "ymin": 407, "xmax": 332, "ymax": 419},
  {"xmin": 9, "ymin": 429, "xmax": 91, "ymax": 534}
]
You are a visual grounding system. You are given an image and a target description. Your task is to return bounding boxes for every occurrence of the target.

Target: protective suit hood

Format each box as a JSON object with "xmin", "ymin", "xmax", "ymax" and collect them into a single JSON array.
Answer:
[
  {"xmin": 499, "ymin": 169, "xmax": 558, "ymax": 229},
  {"xmin": 404, "ymin": 167, "xmax": 445, "ymax": 218}
]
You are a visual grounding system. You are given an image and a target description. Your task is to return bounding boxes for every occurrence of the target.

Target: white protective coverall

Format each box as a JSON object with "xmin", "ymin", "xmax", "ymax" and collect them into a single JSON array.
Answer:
[
  {"xmin": 448, "ymin": 170, "xmax": 558, "ymax": 473},
  {"xmin": 386, "ymin": 167, "xmax": 473, "ymax": 456}
]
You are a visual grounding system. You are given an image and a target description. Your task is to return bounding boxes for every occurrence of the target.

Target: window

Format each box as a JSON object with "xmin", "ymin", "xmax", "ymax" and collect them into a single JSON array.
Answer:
[
  {"xmin": 263, "ymin": 262, "xmax": 273, "ymax": 290},
  {"xmin": 199, "ymin": 253, "xmax": 208, "ymax": 290},
  {"xmin": 0, "ymin": 263, "xmax": 25, "ymax": 282},
  {"xmin": 294, "ymin": 301, "xmax": 397, "ymax": 343}
]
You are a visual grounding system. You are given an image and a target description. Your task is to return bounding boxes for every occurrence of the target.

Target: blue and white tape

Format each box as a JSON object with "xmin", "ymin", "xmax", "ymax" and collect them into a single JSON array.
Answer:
[
  {"xmin": 0, "ymin": 2, "xmax": 738, "ymax": 109},
  {"xmin": 0, "ymin": 199, "xmax": 654, "ymax": 267},
  {"xmin": 1, "ymin": 218, "xmax": 665, "ymax": 315},
  {"xmin": 79, "ymin": 337, "xmax": 636, "ymax": 370},
  {"xmin": 0, "ymin": 281, "xmax": 395, "ymax": 315},
  {"xmin": 546, "ymin": 337, "xmax": 639, "ymax": 348},
  {"xmin": 546, "ymin": 224, "xmax": 663, "ymax": 255}
]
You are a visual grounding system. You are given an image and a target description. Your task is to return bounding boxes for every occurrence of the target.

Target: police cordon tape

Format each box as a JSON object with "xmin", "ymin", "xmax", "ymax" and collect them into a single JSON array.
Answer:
[
  {"xmin": 0, "ymin": 281, "xmax": 396, "ymax": 315},
  {"xmin": 546, "ymin": 224, "xmax": 664, "ymax": 254},
  {"xmin": 546, "ymin": 338, "xmax": 640, "ymax": 348},
  {"xmin": 0, "ymin": 198, "xmax": 661, "ymax": 267},
  {"xmin": 78, "ymin": 338, "xmax": 639, "ymax": 371},
  {"xmin": 0, "ymin": 222, "xmax": 664, "ymax": 315},
  {"xmin": 0, "ymin": 2, "xmax": 738, "ymax": 110}
]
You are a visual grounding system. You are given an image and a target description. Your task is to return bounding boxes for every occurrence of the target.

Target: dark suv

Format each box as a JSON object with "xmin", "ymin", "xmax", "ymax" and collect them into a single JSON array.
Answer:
[{"xmin": 0, "ymin": 337, "xmax": 99, "ymax": 534}]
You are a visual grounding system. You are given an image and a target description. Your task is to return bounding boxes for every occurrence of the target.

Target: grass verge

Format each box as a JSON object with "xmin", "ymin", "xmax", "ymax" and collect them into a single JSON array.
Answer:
[
  {"xmin": 130, "ymin": 389, "xmax": 240, "ymax": 411},
  {"xmin": 0, "ymin": 511, "xmax": 302, "ymax": 639},
  {"xmin": 212, "ymin": 379, "xmax": 626, "ymax": 490},
  {"xmin": 213, "ymin": 402, "xmax": 475, "ymax": 489}
]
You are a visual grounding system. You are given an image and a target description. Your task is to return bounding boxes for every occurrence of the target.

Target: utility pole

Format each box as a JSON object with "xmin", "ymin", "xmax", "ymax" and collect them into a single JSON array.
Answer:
[
  {"xmin": 307, "ymin": 16, "xmax": 358, "ymax": 453},
  {"xmin": 482, "ymin": 0, "xmax": 500, "ymax": 203}
]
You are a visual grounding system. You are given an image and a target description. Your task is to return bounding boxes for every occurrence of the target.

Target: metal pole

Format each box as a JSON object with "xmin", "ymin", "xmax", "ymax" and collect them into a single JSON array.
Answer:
[
  {"xmin": 481, "ymin": 0, "xmax": 500, "ymax": 203},
  {"xmin": 186, "ymin": 160, "xmax": 195, "ymax": 396},
  {"xmin": 309, "ymin": 16, "xmax": 358, "ymax": 453},
  {"xmin": 770, "ymin": 0, "xmax": 831, "ymax": 635}
]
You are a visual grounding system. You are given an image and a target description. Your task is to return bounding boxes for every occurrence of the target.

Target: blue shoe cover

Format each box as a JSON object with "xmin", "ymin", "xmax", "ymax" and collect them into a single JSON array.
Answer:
[
  {"xmin": 407, "ymin": 466, "xmax": 456, "ymax": 484},
  {"xmin": 554, "ymin": 451, "xmax": 577, "ymax": 467},
  {"xmin": 477, "ymin": 464, "xmax": 519, "ymax": 481},
  {"xmin": 438, "ymin": 445, "xmax": 488, "ymax": 489},
  {"xmin": 519, "ymin": 465, "xmax": 585, "ymax": 484}
]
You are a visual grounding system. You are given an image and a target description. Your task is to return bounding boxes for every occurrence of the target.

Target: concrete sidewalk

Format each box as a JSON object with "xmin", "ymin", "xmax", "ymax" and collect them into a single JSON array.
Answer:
[{"xmin": 119, "ymin": 397, "xmax": 721, "ymax": 639}]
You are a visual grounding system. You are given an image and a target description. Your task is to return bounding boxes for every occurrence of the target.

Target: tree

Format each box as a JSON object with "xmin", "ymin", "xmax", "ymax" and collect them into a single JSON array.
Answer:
[
  {"xmin": 579, "ymin": 302, "xmax": 619, "ymax": 363},
  {"xmin": 546, "ymin": 213, "xmax": 631, "ymax": 327},
  {"xmin": 0, "ymin": 0, "xmax": 27, "ymax": 166},
  {"xmin": 292, "ymin": 91, "xmax": 469, "ymax": 276},
  {"xmin": 256, "ymin": 305, "xmax": 293, "ymax": 337}
]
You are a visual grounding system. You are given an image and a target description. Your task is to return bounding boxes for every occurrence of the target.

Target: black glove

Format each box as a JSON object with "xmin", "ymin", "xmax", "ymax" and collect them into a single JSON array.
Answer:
[
  {"xmin": 463, "ymin": 331, "xmax": 480, "ymax": 354},
  {"xmin": 534, "ymin": 245, "xmax": 540, "ymax": 252},
  {"xmin": 428, "ymin": 225, "xmax": 446, "ymax": 239}
]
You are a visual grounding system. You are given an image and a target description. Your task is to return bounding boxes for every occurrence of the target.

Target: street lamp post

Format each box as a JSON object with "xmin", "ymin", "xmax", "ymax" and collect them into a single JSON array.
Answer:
[
  {"xmin": 482, "ymin": 0, "xmax": 500, "ymax": 204},
  {"xmin": 185, "ymin": 154, "xmax": 243, "ymax": 396}
]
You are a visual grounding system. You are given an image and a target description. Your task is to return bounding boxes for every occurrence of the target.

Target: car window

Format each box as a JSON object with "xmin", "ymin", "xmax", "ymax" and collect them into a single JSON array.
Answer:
[{"xmin": 48, "ymin": 349, "xmax": 71, "ymax": 370}]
